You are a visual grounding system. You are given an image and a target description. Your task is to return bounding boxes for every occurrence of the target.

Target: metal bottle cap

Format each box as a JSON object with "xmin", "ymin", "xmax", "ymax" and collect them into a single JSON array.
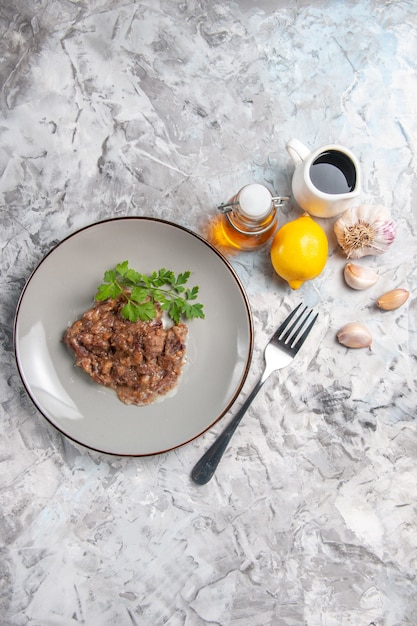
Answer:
[{"xmin": 218, "ymin": 184, "xmax": 289, "ymax": 221}]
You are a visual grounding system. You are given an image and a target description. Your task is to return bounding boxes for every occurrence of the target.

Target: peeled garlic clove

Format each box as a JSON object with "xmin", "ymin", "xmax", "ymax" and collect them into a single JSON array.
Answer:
[
  {"xmin": 337, "ymin": 322, "xmax": 372, "ymax": 349},
  {"xmin": 344, "ymin": 263, "xmax": 379, "ymax": 290},
  {"xmin": 376, "ymin": 288, "xmax": 409, "ymax": 310}
]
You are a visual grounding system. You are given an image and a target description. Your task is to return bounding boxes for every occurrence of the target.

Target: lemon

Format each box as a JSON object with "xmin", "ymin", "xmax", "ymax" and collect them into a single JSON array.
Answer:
[{"xmin": 270, "ymin": 214, "xmax": 328, "ymax": 289}]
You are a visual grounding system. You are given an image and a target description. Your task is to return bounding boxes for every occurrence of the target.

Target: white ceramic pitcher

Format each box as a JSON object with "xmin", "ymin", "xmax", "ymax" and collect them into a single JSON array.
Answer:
[{"xmin": 286, "ymin": 139, "xmax": 361, "ymax": 218}]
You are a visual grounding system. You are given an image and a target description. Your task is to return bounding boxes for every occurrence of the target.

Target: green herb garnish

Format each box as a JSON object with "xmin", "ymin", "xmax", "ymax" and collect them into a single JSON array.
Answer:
[{"xmin": 95, "ymin": 261, "xmax": 205, "ymax": 324}]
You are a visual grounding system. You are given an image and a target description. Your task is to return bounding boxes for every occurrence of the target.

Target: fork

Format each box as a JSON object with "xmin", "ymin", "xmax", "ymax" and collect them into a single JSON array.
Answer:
[{"xmin": 191, "ymin": 303, "xmax": 318, "ymax": 485}]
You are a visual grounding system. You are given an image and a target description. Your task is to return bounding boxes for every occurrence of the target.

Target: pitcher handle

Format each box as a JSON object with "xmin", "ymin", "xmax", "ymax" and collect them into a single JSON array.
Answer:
[{"xmin": 286, "ymin": 139, "xmax": 310, "ymax": 165}]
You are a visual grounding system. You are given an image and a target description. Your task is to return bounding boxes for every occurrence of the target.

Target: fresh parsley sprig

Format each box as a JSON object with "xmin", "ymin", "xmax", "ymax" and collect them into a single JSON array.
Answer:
[{"xmin": 95, "ymin": 261, "xmax": 205, "ymax": 324}]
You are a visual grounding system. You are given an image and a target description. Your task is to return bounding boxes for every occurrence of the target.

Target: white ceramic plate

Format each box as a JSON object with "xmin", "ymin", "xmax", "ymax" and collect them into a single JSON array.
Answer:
[{"xmin": 14, "ymin": 218, "xmax": 253, "ymax": 456}]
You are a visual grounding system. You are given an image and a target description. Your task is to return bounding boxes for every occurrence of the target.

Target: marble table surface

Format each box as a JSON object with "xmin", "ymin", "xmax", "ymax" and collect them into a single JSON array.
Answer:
[{"xmin": 1, "ymin": 0, "xmax": 416, "ymax": 624}]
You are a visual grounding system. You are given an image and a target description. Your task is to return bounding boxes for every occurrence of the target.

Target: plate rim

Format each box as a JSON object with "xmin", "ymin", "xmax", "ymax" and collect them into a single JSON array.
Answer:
[{"xmin": 14, "ymin": 216, "xmax": 254, "ymax": 456}]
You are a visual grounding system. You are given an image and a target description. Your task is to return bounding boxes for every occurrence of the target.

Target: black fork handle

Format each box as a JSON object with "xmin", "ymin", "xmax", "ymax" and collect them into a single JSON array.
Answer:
[{"xmin": 191, "ymin": 376, "xmax": 266, "ymax": 485}]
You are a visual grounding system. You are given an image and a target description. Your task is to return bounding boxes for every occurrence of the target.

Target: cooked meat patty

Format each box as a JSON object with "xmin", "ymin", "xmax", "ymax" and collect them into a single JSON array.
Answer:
[{"xmin": 63, "ymin": 295, "xmax": 188, "ymax": 405}]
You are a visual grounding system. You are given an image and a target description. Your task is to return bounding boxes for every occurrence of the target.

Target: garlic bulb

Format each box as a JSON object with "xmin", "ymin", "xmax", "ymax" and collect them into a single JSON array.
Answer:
[
  {"xmin": 376, "ymin": 288, "xmax": 409, "ymax": 311},
  {"xmin": 337, "ymin": 322, "xmax": 372, "ymax": 349},
  {"xmin": 344, "ymin": 263, "xmax": 379, "ymax": 290},
  {"xmin": 334, "ymin": 204, "xmax": 396, "ymax": 259}
]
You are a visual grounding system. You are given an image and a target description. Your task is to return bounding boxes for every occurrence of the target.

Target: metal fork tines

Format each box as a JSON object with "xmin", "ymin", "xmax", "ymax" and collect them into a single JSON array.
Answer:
[
  {"xmin": 275, "ymin": 303, "xmax": 319, "ymax": 355},
  {"xmin": 191, "ymin": 303, "xmax": 318, "ymax": 485}
]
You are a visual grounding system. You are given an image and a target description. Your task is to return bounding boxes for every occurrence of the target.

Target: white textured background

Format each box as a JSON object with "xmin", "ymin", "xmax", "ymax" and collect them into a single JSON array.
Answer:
[{"xmin": 1, "ymin": 1, "xmax": 417, "ymax": 624}]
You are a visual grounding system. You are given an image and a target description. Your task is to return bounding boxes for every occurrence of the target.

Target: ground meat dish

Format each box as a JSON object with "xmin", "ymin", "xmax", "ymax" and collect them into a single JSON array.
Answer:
[{"xmin": 63, "ymin": 296, "xmax": 188, "ymax": 405}]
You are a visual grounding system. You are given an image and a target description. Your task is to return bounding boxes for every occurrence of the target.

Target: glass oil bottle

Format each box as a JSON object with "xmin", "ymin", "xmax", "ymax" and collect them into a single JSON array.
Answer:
[{"xmin": 211, "ymin": 184, "xmax": 288, "ymax": 252}]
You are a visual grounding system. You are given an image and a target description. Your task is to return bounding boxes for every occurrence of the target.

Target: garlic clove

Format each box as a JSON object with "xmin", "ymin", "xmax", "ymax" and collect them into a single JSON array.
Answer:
[
  {"xmin": 337, "ymin": 322, "xmax": 372, "ymax": 349},
  {"xmin": 344, "ymin": 263, "xmax": 379, "ymax": 290},
  {"xmin": 376, "ymin": 288, "xmax": 409, "ymax": 311},
  {"xmin": 334, "ymin": 204, "xmax": 396, "ymax": 259}
]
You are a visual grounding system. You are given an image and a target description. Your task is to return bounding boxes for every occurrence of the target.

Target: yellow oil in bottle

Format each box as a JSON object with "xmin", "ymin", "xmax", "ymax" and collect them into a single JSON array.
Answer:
[
  {"xmin": 219, "ymin": 209, "xmax": 278, "ymax": 251},
  {"xmin": 207, "ymin": 184, "xmax": 286, "ymax": 253}
]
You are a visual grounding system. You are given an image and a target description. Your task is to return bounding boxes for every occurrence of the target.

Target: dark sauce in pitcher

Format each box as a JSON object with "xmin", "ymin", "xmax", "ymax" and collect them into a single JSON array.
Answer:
[{"xmin": 309, "ymin": 150, "xmax": 356, "ymax": 194}]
